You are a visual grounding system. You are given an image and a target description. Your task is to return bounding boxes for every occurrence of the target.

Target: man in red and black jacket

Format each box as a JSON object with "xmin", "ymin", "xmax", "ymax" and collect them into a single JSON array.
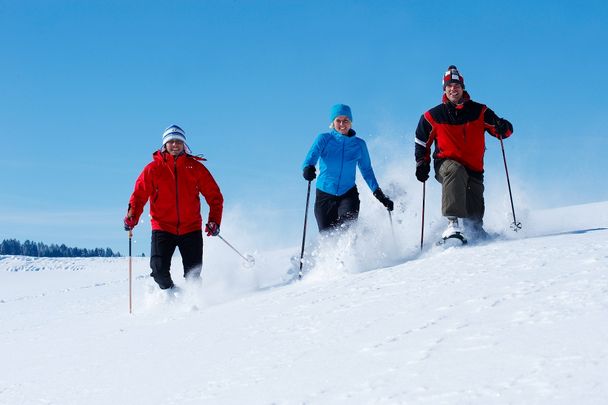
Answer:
[
  {"xmin": 415, "ymin": 65, "xmax": 513, "ymax": 241},
  {"xmin": 124, "ymin": 125, "xmax": 224, "ymax": 291}
]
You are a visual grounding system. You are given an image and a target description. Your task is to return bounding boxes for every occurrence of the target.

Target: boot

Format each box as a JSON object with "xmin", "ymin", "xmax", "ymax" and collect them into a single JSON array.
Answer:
[
  {"xmin": 463, "ymin": 218, "xmax": 490, "ymax": 241},
  {"xmin": 442, "ymin": 216, "xmax": 465, "ymax": 239}
]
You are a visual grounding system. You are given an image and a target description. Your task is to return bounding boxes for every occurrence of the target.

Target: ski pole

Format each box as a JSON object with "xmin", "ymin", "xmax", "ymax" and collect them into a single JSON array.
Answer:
[
  {"xmin": 420, "ymin": 181, "xmax": 426, "ymax": 251},
  {"xmin": 128, "ymin": 229, "xmax": 133, "ymax": 314},
  {"xmin": 217, "ymin": 235, "xmax": 255, "ymax": 267},
  {"xmin": 498, "ymin": 135, "xmax": 522, "ymax": 231},
  {"xmin": 388, "ymin": 210, "xmax": 396, "ymax": 243},
  {"xmin": 298, "ymin": 181, "xmax": 312, "ymax": 279}
]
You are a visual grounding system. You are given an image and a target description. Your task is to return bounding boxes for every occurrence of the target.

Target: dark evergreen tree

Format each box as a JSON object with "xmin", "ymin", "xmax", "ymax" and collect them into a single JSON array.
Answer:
[{"xmin": 0, "ymin": 238, "xmax": 121, "ymax": 257}]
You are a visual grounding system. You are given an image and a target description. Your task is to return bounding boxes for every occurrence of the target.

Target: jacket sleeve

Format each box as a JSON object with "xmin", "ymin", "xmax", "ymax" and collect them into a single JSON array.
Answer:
[
  {"xmin": 415, "ymin": 114, "xmax": 433, "ymax": 163},
  {"xmin": 484, "ymin": 108, "xmax": 513, "ymax": 139},
  {"xmin": 302, "ymin": 133, "xmax": 328, "ymax": 169},
  {"xmin": 357, "ymin": 140, "xmax": 380, "ymax": 192},
  {"xmin": 196, "ymin": 164, "xmax": 224, "ymax": 225},
  {"xmin": 127, "ymin": 163, "xmax": 155, "ymax": 223}
]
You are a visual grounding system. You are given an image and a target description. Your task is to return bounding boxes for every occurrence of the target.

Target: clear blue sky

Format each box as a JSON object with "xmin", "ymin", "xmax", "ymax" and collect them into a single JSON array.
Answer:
[{"xmin": 1, "ymin": 0, "xmax": 607, "ymax": 255}]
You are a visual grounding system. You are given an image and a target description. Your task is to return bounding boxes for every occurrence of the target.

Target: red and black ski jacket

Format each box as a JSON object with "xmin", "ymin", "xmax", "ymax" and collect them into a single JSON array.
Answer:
[
  {"xmin": 415, "ymin": 92, "xmax": 513, "ymax": 174},
  {"xmin": 128, "ymin": 151, "xmax": 224, "ymax": 235}
]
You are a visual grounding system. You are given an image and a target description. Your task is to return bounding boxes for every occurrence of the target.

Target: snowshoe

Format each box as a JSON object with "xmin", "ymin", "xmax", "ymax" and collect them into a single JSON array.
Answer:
[
  {"xmin": 437, "ymin": 232, "xmax": 468, "ymax": 246},
  {"xmin": 437, "ymin": 217, "xmax": 466, "ymax": 244}
]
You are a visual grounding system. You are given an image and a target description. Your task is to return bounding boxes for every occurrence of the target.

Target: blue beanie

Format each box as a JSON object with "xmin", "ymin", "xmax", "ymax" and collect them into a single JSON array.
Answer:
[{"xmin": 329, "ymin": 104, "xmax": 353, "ymax": 122}]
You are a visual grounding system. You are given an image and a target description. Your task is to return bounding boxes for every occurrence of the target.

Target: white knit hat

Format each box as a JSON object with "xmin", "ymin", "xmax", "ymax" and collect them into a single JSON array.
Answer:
[
  {"xmin": 161, "ymin": 125, "xmax": 191, "ymax": 153},
  {"xmin": 162, "ymin": 125, "xmax": 186, "ymax": 144}
]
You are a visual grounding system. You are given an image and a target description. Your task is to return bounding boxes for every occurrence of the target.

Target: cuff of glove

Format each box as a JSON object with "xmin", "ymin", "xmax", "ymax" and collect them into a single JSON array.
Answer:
[
  {"xmin": 373, "ymin": 188, "xmax": 391, "ymax": 204},
  {"xmin": 374, "ymin": 189, "xmax": 394, "ymax": 211},
  {"xmin": 373, "ymin": 188, "xmax": 385, "ymax": 200}
]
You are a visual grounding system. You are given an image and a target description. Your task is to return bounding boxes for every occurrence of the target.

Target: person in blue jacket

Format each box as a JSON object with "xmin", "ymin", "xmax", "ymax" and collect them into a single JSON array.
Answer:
[{"xmin": 302, "ymin": 104, "xmax": 394, "ymax": 232}]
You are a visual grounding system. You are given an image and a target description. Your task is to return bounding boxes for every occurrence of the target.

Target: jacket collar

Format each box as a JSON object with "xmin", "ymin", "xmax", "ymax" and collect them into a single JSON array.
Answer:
[
  {"xmin": 442, "ymin": 91, "xmax": 471, "ymax": 110},
  {"xmin": 153, "ymin": 150, "xmax": 207, "ymax": 163},
  {"xmin": 331, "ymin": 128, "xmax": 356, "ymax": 138}
]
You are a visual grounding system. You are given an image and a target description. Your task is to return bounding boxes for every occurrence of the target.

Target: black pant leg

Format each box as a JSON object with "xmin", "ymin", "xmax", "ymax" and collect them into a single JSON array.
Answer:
[
  {"xmin": 335, "ymin": 186, "xmax": 360, "ymax": 228},
  {"xmin": 150, "ymin": 230, "xmax": 177, "ymax": 289},
  {"xmin": 177, "ymin": 230, "xmax": 203, "ymax": 280},
  {"xmin": 314, "ymin": 187, "xmax": 360, "ymax": 232},
  {"xmin": 314, "ymin": 189, "xmax": 339, "ymax": 232}
]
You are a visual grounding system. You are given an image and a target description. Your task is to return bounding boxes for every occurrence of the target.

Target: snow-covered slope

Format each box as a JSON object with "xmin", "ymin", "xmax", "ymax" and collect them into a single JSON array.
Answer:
[{"xmin": 1, "ymin": 202, "xmax": 607, "ymax": 404}]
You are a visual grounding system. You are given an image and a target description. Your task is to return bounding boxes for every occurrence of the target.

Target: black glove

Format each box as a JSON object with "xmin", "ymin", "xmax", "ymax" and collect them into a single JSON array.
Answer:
[
  {"xmin": 415, "ymin": 160, "xmax": 430, "ymax": 182},
  {"xmin": 205, "ymin": 222, "xmax": 220, "ymax": 237},
  {"xmin": 373, "ymin": 188, "xmax": 394, "ymax": 211},
  {"xmin": 303, "ymin": 165, "xmax": 316, "ymax": 181},
  {"xmin": 495, "ymin": 118, "xmax": 511, "ymax": 138}
]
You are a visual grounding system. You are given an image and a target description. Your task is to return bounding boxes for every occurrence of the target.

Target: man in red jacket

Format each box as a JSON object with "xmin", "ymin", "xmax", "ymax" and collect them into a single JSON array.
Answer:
[
  {"xmin": 415, "ymin": 66, "xmax": 513, "ymax": 242},
  {"xmin": 124, "ymin": 125, "xmax": 224, "ymax": 290}
]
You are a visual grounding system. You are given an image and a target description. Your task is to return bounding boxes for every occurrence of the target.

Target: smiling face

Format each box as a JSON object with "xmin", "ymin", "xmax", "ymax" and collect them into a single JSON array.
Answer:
[
  {"xmin": 333, "ymin": 116, "xmax": 352, "ymax": 135},
  {"xmin": 165, "ymin": 139, "xmax": 185, "ymax": 156},
  {"xmin": 444, "ymin": 82, "xmax": 464, "ymax": 104}
]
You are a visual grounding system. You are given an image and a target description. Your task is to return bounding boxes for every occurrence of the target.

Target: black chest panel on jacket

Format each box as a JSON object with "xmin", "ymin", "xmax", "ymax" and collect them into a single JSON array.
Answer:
[{"xmin": 429, "ymin": 101, "xmax": 484, "ymax": 125}]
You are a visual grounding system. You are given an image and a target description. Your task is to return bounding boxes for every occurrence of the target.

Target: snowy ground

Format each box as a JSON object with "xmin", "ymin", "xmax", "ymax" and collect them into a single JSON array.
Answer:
[{"xmin": 1, "ymin": 201, "xmax": 607, "ymax": 404}]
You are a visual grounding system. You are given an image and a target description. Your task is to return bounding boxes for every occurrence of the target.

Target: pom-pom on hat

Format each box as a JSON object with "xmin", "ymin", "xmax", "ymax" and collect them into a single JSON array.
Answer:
[
  {"xmin": 442, "ymin": 65, "xmax": 465, "ymax": 89},
  {"xmin": 329, "ymin": 104, "xmax": 353, "ymax": 123},
  {"xmin": 161, "ymin": 125, "xmax": 191, "ymax": 153}
]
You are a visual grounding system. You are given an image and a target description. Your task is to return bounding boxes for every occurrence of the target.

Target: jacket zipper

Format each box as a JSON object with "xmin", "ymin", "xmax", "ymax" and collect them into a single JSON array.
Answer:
[
  {"xmin": 336, "ymin": 137, "xmax": 345, "ymax": 195},
  {"xmin": 174, "ymin": 158, "xmax": 180, "ymax": 234}
]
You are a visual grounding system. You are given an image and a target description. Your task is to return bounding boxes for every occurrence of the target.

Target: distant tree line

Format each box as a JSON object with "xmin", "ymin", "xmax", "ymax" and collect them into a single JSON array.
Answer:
[{"xmin": 0, "ymin": 239, "xmax": 121, "ymax": 257}]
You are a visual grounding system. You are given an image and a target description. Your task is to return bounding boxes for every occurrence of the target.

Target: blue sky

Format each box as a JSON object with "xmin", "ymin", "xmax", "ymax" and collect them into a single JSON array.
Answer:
[{"xmin": 1, "ymin": 0, "xmax": 607, "ymax": 255}]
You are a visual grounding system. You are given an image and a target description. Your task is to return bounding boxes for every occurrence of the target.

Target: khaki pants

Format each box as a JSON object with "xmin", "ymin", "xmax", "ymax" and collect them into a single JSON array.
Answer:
[{"xmin": 435, "ymin": 159, "xmax": 484, "ymax": 223}]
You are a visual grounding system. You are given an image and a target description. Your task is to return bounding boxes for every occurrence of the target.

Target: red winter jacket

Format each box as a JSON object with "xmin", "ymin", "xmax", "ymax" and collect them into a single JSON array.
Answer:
[
  {"xmin": 415, "ymin": 92, "xmax": 513, "ymax": 173},
  {"xmin": 128, "ymin": 151, "xmax": 223, "ymax": 235}
]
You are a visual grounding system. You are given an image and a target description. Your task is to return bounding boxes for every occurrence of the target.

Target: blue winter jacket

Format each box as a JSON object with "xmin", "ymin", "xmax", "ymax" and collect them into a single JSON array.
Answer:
[{"xmin": 302, "ymin": 129, "xmax": 379, "ymax": 196}]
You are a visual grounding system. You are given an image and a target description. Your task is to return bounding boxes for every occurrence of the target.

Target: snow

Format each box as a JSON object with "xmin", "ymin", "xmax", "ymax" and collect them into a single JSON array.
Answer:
[{"xmin": 1, "ymin": 202, "xmax": 608, "ymax": 404}]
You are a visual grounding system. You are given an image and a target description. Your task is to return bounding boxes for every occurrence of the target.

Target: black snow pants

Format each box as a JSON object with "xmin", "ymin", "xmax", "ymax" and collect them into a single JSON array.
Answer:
[
  {"xmin": 150, "ymin": 230, "xmax": 203, "ymax": 289},
  {"xmin": 314, "ymin": 186, "xmax": 360, "ymax": 232}
]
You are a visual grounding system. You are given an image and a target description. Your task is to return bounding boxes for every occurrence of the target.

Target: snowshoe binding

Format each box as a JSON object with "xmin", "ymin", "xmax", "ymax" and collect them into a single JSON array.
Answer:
[{"xmin": 437, "ymin": 217, "xmax": 468, "ymax": 246}]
